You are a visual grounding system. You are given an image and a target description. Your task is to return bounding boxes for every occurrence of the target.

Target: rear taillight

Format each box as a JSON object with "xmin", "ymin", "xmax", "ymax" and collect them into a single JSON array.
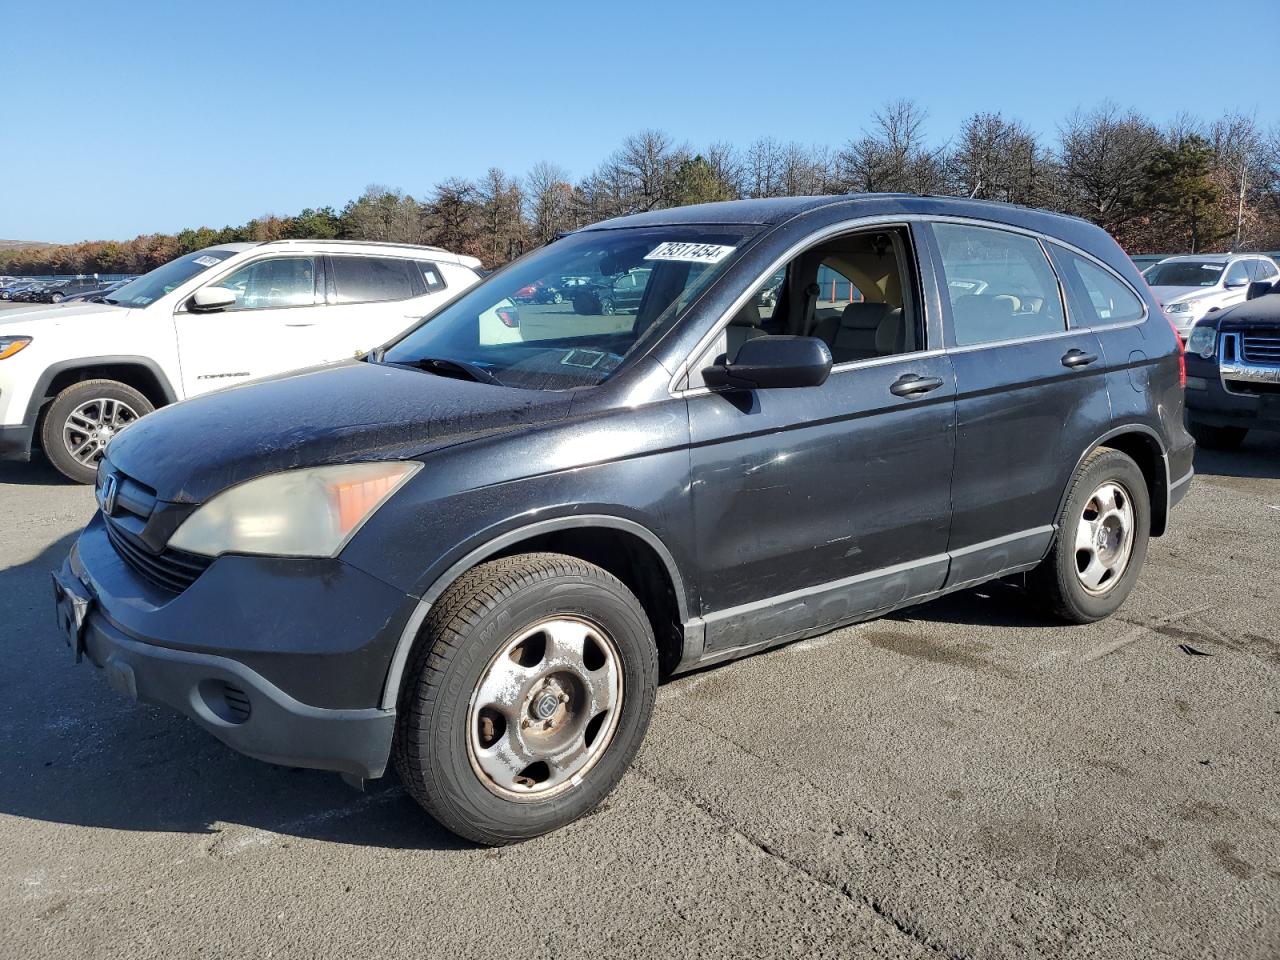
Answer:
[
  {"xmin": 496, "ymin": 307, "xmax": 519, "ymax": 328},
  {"xmin": 1164, "ymin": 312, "xmax": 1186, "ymax": 388}
]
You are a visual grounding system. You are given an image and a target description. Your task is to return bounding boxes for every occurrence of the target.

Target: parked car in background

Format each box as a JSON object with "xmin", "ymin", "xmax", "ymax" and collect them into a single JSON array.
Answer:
[
  {"xmin": 0, "ymin": 239, "xmax": 483, "ymax": 482},
  {"xmin": 572, "ymin": 267, "xmax": 652, "ymax": 315},
  {"xmin": 13, "ymin": 282, "xmax": 52, "ymax": 302},
  {"xmin": 1144, "ymin": 253, "xmax": 1279, "ymax": 337},
  {"xmin": 1, "ymin": 281, "xmax": 37, "ymax": 301},
  {"xmin": 50, "ymin": 195, "xmax": 1191, "ymax": 845},
  {"xmin": 60, "ymin": 279, "xmax": 132, "ymax": 303},
  {"xmin": 1183, "ymin": 278, "xmax": 1280, "ymax": 448},
  {"xmin": 34, "ymin": 278, "xmax": 110, "ymax": 303}
]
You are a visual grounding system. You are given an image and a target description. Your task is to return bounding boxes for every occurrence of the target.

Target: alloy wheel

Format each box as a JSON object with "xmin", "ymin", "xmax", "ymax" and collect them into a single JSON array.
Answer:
[{"xmin": 62, "ymin": 397, "xmax": 140, "ymax": 468}]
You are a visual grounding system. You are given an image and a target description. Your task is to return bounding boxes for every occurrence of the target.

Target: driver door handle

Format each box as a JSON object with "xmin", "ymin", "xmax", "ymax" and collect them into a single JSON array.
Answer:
[
  {"xmin": 889, "ymin": 374, "xmax": 945, "ymax": 398},
  {"xmin": 1061, "ymin": 348, "xmax": 1098, "ymax": 368}
]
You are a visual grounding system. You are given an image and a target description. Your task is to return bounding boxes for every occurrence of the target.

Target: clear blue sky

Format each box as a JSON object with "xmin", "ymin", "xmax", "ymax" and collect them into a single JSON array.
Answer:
[{"xmin": 4, "ymin": 0, "xmax": 1277, "ymax": 243}]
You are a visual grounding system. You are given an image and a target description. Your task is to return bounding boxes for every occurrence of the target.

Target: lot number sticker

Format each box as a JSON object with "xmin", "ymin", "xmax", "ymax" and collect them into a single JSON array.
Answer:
[
  {"xmin": 644, "ymin": 242, "xmax": 736, "ymax": 264},
  {"xmin": 193, "ymin": 255, "xmax": 223, "ymax": 268}
]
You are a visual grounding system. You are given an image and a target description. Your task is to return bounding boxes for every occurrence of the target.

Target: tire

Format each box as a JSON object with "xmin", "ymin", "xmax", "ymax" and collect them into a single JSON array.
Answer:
[
  {"xmin": 599, "ymin": 297, "xmax": 616, "ymax": 316},
  {"xmin": 1027, "ymin": 447, "xmax": 1150, "ymax": 624},
  {"xmin": 551, "ymin": 291, "xmax": 563, "ymax": 304},
  {"xmin": 50, "ymin": 292, "xmax": 64, "ymax": 303},
  {"xmin": 1188, "ymin": 420, "xmax": 1247, "ymax": 450},
  {"xmin": 40, "ymin": 379, "xmax": 153, "ymax": 484},
  {"xmin": 393, "ymin": 552, "xmax": 658, "ymax": 845}
]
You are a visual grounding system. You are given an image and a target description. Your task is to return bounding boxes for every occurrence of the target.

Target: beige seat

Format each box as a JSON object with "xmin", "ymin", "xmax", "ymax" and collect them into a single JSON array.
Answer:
[
  {"xmin": 725, "ymin": 301, "xmax": 766, "ymax": 358},
  {"xmin": 815, "ymin": 302, "xmax": 887, "ymax": 363}
]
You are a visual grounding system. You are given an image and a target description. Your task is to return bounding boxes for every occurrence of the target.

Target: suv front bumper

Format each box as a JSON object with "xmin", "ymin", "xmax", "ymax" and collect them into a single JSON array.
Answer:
[
  {"xmin": 1186, "ymin": 352, "xmax": 1280, "ymax": 432},
  {"xmin": 54, "ymin": 517, "xmax": 416, "ymax": 779}
]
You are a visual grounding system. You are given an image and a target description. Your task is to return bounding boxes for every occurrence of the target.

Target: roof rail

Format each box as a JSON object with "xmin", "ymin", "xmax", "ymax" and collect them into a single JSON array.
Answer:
[{"xmin": 260, "ymin": 238, "xmax": 450, "ymax": 254}]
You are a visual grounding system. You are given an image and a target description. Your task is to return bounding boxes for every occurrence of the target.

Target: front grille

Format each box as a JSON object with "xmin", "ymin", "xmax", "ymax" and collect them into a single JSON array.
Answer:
[
  {"xmin": 1241, "ymin": 335, "xmax": 1280, "ymax": 365},
  {"xmin": 104, "ymin": 518, "xmax": 211, "ymax": 593}
]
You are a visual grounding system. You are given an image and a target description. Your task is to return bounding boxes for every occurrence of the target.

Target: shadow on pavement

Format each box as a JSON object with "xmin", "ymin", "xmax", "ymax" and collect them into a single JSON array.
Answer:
[
  {"xmin": 0, "ymin": 529, "xmax": 471, "ymax": 852},
  {"xmin": 1192, "ymin": 433, "xmax": 1279, "ymax": 481},
  {"xmin": 0, "ymin": 455, "xmax": 72, "ymax": 487}
]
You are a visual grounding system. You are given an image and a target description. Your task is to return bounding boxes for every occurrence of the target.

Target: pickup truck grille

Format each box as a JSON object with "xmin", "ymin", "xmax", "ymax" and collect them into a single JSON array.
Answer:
[{"xmin": 1241, "ymin": 335, "xmax": 1280, "ymax": 365}]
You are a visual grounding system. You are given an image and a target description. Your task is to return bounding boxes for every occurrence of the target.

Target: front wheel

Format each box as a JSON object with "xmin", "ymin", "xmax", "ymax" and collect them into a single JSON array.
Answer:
[
  {"xmin": 50, "ymin": 292, "xmax": 64, "ymax": 303},
  {"xmin": 1188, "ymin": 420, "xmax": 1247, "ymax": 450},
  {"xmin": 1027, "ymin": 447, "xmax": 1150, "ymax": 623},
  {"xmin": 40, "ymin": 379, "xmax": 153, "ymax": 484},
  {"xmin": 598, "ymin": 297, "xmax": 616, "ymax": 316},
  {"xmin": 393, "ymin": 553, "xmax": 658, "ymax": 845}
]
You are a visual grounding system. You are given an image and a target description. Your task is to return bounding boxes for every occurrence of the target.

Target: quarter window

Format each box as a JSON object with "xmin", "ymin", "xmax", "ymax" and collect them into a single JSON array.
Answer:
[
  {"xmin": 1050, "ymin": 247, "xmax": 1145, "ymax": 326},
  {"xmin": 213, "ymin": 257, "xmax": 319, "ymax": 311},
  {"xmin": 933, "ymin": 223, "xmax": 1065, "ymax": 346},
  {"xmin": 331, "ymin": 256, "xmax": 418, "ymax": 304},
  {"xmin": 415, "ymin": 261, "xmax": 447, "ymax": 293}
]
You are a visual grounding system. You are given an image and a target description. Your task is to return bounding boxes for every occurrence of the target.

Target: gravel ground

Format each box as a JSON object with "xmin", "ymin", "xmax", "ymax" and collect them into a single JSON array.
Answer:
[{"xmin": 1, "ymin": 437, "xmax": 1277, "ymax": 960}]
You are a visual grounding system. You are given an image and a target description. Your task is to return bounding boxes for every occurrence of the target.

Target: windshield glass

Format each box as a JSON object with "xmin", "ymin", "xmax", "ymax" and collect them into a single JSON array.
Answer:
[
  {"xmin": 1143, "ymin": 261, "xmax": 1224, "ymax": 287},
  {"xmin": 382, "ymin": 225, "xmax": 756, "ymax": 389},
  {"xmin": 107, "ymin": 249, "xmax": 239, "ymax": 307}
]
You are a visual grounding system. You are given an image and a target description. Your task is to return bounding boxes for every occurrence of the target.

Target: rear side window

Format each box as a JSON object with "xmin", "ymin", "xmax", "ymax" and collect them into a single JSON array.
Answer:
[
  {"xmin": 415, "ymin": 261, "xmax": 447, "ymax": 294},
  {"xmin": 1049, "ymin": 247, "xmax": 1145, "ymax": 326},
  {"xmin": 932, "ymin": 223, "xmax": 1065, "ymax": 346},
  {"xmin": 330, "ymin": 256, "xmax": 417, "ymax": 304}
]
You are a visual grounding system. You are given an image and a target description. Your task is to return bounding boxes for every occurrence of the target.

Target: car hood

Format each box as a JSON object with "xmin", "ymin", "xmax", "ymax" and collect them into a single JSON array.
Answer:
[
  {"xmin": 106, "ymin": 360, "xmax": 576, "ymax": 503},
  {"xmin": 1150, "ymin": 285, "xmax": 1221, "ymax": 306},
  {"xmin": 0, "ymin": 301, "xmax": 131, "ymax": 331}
]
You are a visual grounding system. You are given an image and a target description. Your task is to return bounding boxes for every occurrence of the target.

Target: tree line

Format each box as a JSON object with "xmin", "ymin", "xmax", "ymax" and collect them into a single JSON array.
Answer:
[{"xmin": 5, "ymin": 99, "xmax": 1280, "ymax": 278}]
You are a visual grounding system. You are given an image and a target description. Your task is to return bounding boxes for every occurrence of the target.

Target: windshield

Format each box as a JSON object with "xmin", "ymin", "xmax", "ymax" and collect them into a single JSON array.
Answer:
[
  {"xmin": 382, "ymin": 225, "xmax": 756, "ymax": 389},
  {"xmin": 1143, "ymin": 261, "xmax": 1224, "ymax": 287},
  {"xmin": 106, "ymin": 249, "xmax": 239, "ymax": 307}
]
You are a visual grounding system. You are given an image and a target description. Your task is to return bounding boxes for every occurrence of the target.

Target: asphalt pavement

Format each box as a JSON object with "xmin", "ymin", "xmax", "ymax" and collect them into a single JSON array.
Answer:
[{"xmin": 1, "ymin": 430, "xmax": 1277, "ymax": 959}]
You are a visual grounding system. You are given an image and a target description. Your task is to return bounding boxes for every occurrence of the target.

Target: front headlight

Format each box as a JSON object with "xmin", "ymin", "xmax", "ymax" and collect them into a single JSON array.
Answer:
[
  {"xmin": 1164, "ymin": 302, "xmax": 1191, "ymax": 314},
  {"xmin": 167, "ymin": 461, "xmax": 421, "ymax": 558},
  {"xmin": 1186, "ymin": 324, "xmax": 1217, "ymax": 359},
  {"xmin": 0, "ymin": 335, "xmax": 32, "ymax": 360}
]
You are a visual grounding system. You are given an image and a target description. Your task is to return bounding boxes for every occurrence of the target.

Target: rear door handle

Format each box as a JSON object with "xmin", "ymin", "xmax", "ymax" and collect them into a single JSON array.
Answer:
[
  {"xmin": 1061, "ymin": 349, "xmax": 1098, "ymax": 368},
  {"xmin": 889, "ymin": 374, "xmax": 945, "ymax": 398}
]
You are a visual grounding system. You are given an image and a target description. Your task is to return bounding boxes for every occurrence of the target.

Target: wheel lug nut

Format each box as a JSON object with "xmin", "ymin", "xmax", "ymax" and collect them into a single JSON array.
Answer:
[{"xmin": 558, "ymin": 693, "xmax": 568, "ymax": 703}]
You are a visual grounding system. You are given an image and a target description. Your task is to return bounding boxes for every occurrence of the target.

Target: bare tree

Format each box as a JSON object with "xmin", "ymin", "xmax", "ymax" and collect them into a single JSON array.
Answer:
[
  {"xmin": 836, "ymin": 99, "xmax": 946, "ymax": 194},
  {"xmin": 524, "ymin": 161, "xmax": 576, "ymax": 244},
  {"xmin": 424, "ymin": 177, "xmax": 479, "ymax": 254},
  {"xmin": 476, "ymin": 168, "xmax": 528, "ymax": 267},
  {"xmin": 948, "ymin": 112, "xmax": 1048, "ymax": 205},
  {"xmin": 1056, "ymin": 103, "xmax": 1162, "ymax": 237}
]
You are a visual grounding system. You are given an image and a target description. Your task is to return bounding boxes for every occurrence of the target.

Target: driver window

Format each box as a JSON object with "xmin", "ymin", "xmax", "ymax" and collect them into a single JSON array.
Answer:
[
  {"xmin": 692, "ymin": 225, "xmax": 922, "ymax": 382},
  {"xmin": 212, "ymin": 257, "xmax": 319, "ymax": 311}
]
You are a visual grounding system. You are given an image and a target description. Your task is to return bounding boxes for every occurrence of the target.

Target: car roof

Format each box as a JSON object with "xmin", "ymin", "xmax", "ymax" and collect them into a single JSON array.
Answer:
[
  {"xmin": 1155, "ymin": 253, "xmax": 1256, "ymax": 264},
  {"xmin": 253, "ymin": 238, "xmax": 482, "ymax": 268}
]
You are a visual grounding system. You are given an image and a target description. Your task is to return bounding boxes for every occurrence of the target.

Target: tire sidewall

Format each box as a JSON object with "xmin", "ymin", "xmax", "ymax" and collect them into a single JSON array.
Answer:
[
  {"xmin": 410, "ymin": 572, "xmax": 657, "ymax": 842},
  {"xmin": 1055, "ymin": 452, "xmax": 1150, "ymax": 620},
  {"xmin": 40, "ymin": 380, "xmax": 153, "ymax": 484}
]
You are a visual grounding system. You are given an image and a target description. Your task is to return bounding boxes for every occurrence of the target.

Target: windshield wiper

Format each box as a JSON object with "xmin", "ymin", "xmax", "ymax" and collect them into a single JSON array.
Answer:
[{"xmin": 404, "ymin": 356, "xmax": 505, "ymax": 387}]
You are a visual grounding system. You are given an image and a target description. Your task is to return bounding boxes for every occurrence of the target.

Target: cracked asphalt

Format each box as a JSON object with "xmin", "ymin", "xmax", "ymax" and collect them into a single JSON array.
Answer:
[{"xmin": 1, "ymin": 437, "xmax": 1278, "ymax": 959}]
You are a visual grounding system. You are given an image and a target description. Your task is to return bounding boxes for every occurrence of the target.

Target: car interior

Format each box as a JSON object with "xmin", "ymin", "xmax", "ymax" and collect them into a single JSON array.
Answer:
[{"xmin": 721, "ymin": 227, "xmax": 922, "ymax": 366}]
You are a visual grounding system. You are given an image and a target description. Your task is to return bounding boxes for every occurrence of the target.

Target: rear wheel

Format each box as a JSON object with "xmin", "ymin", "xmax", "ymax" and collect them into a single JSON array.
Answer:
[
  {"xmin": 1188, "ymin": 420, "xmax": 1247, "ymax": 450},
  {"xmin": 1028, "ymin": 447, "xmax": 1149, "ymax": 623},
  {"xmin": 598, "ymin": 297, "xmax": 616, "ymax": 316},
  {"xmin": 393, "ymin": 553, "xmax": 658, "ymax": 845},
  {"xmin": 50, "ymin": 292, "xmax": 64, "ymax": 303},
  {"xmin": 40, "ymin": 379, "xmax": 153, "ymax": 484}
]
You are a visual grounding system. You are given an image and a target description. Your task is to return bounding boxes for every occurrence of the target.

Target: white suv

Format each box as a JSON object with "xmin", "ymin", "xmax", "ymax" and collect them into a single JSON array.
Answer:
[
  {"xmin": 1143, "ymin": 253, "xmax": 1280, "ymax": 337},
  {"xmin": 0, "ymin": 240, "xmax": 482, "ymax": 482}
]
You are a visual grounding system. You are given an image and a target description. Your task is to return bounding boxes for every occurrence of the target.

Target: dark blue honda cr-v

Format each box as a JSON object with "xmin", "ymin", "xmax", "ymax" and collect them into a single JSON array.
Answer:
[{"xmin": 53, "ymin": 195, "xmax": 1194, "ymax": 844}]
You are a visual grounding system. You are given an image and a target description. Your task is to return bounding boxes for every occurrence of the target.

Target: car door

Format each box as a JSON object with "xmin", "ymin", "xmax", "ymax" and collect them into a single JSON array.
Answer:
[
  {"xmin": 687, "ymin": 223, "xmax": 956, "ymax": 656},
  {"xmin": 319, "ymin": 255, "xmax": 437, "ymax": 360},
  {"xmin": 173, "ymin": 254, "xmax": 323, "ymax": 396},
  {"xmin": 926, "ymin": 220, "xmax": 1110, "ymax": 586}
]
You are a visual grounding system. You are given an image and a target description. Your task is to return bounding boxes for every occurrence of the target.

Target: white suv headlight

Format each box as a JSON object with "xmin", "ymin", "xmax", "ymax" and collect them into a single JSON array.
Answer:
[{"xmin": 167, "ymin": 461, "xmax": 421, "ymax": 558}]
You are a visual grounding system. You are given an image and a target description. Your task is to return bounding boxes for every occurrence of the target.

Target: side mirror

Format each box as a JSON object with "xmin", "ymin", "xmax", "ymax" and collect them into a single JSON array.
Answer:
[
  {"xmin": 189, "ymin": 286, "xmax": 237, "ymax": 312},
  {"xmin": 702, "ymin": 336, "xmax": 832, "ymax": 391},
  {"xmin": 1246, "ymin": 280, "xmax": 1277, "ymax": 301},
  {"xmin": 1224, "ymin": 276, "xmax": 1249, "ymax": 290}
]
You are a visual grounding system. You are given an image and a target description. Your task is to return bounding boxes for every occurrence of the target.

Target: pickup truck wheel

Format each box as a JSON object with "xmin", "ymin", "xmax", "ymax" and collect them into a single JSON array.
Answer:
[
  {"xmin": 1187, "ymin": 420, "xmax": 1247, "ymax": 450},
  {"xmin": 1028, "ymin": 447, "xmax": 1149, "ymax": 624},
  {"xmin": 40, "ymin": 379, "xmax": 153, "ymax": 484},
  {"xmin": 393, "ymin": 552, "xmax": 658, "ymax": 845}
]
